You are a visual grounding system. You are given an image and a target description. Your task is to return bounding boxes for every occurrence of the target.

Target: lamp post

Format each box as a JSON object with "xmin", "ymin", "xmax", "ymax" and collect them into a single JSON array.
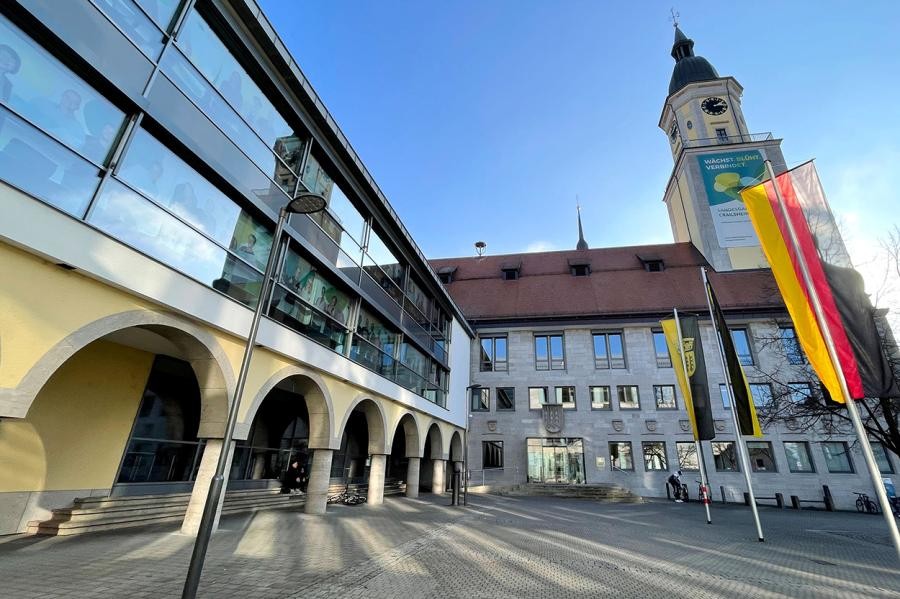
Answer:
[
  {"xmin": 464, "ymin": 384, "xmax": 481, "ymax": 506},
  {"xmin": 182, "ymin": 192, "xmax": 326, "ymax": 599}
]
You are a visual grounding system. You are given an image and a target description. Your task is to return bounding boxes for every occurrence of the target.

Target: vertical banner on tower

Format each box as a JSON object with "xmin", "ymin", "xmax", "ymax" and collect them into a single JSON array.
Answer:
[{"xmin": 698, "ymin": 150, "xmax": 765, "ymax": 247}]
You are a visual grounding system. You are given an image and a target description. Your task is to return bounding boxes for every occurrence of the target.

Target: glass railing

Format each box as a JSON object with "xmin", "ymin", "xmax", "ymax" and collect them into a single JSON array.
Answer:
[
  {"xmin": 116, "ymin": 438, "xmax": 205, "ymax": 484},
  {"xmin": 349, "ymin": 336, "xmax": 445, "ymax": 407},
  {"xmin": 680, "ymin": 132, "xmax": 773, "ymax": 149},
  {"xmin": 269, "ymin": 285, "xmax": 347, "ymax": 352}
]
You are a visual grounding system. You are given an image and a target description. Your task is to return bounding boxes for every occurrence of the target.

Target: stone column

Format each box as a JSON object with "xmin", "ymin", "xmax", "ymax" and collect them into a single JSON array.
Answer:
[
  {"xmin": 367, "ymin": 454, "xmax": 387, "ymax": 505},
  {"xmin": 305, "ymin": 448, "xmax": 334, "ymax": 515},
  {"xmin": 431, "ymin": 459, "xmax": 446, "ymax": 495},
  {"xmin": 181, "ymin": 438, "xmax": 235, "ymax": 536},
  {"xmin": 405, "ymin": 457, "xmax": 421, "ymax": 498}
]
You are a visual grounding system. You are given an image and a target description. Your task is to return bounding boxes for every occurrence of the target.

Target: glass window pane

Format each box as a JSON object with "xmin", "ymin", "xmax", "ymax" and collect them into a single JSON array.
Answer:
[
  {"xmin": 555, "ymin": 386, "xmax": 575, "ymax": 409},
  {"xmin": 783, "ymin": 442, "xmax": 814, "ymax": 473},
  {"xmin": 550, "ymin": 335, "xmax": 564, "ymax": 360},
  {"xmin": 483, "ymin": 441, "xmax": 503, "ymax": 469},
  {"xmin": 590, "ymin": 386, "xmax": 610, "ymax": 410},
  {"xmin": 0, "ymin": 15, "xmax": 126, "ymax": 164},
  {"xmin": 713, "ymin": 442, "xmax": 738, "ymax": 472},
  {"xmin": 0, "ymin": 106, "xmax": 100, "ymax": 217},
  {"xmin": 653, "ymin": 331, "xmax": 671, "ymax": 367},
  {"xmin": 617, "ymin": 385, "xmax": 640, "ymax": 409},
  {"xmin": 780, "ymin": 327, "xmax": 804, "ymax": 365},
  {"xmin": 787, "ymin": 382, "xmax": 812, "ymax": 404},
  {"xmin": 822, "ymin": 442, "xmax": 853, "ymax": 473},
  {"xmin": 676, "ymin": 442, "xmax": 699, "ymax": 471},
  {"xmin": 609, "ymin": 442, "xmax": 633, "ymax": 470},
  {"xmin": 720, "ymin": 384, "xmax": 731, "ymax": 409},
  {"xmin": 872, "ymin": 442, "xmax": 894, "ymax": 474},
  {"xmin": 471, "ymin": 388, "xmax": 489, "ymax": 411},
  {"xmin": 136, "ymin": 0, "xmax": 180, "ymax": 31},
  {"xmin": 355, "ymin": 307, "xmax": 397, "ymax": 350},
  {"xmin": 749, "ymin": 384, "xmax": 773, "ymax": 408},
  {"xmin": 608, "ymin": 333, "xmax": 625, "ymax": 368},
  {"xmin": 302, "ymin": 154, "xmax": 365, "ymax": 243},
  {"xmin": 365, "ymin": 229, "xmax": 404, "ymax": 296},
  {"xmin": 730, "ymin": 329, "xmax": 753, "ymax": 365},
  {"xmin": 480, "ymin": 338, "xmax": 493, "ymax": 371},
  {"xmin": 654, "ymin": 385, "xmax": 677, "ymax": 409},
  {"xmin": 89, "ymin": 179, "xmax": 262, "ymax": 306},
  {"xmin": 747, "ymin": 441, "xmax": 776, "ymax": 472},
  {"xmin": 93, "ymin": 0, "xmax": 165, "ymax": 59},
  {"xmin": 270, "ymin": 286, "xmax": 346, "ymax": 351},
  {"xmin": 528, "ymin": 387, "xmax": 546, "ymax": 409},
  {"xmin": 281, "ymin": 248, "xmax": 351, "ymax": 325},
  {"xmin": 495, "ymin": 337, "xmax": 507, "ymax": 363},
  {"xmin": 593, "ymin": 333, "xmax": 608, "ymax": 368},
  {"xmin": 497, "ymin": 388, "xmax": 515, "ymax": 411},
  {"xmin": 643, "ymin": 442, "xmax": 668, "ymax": 471}
]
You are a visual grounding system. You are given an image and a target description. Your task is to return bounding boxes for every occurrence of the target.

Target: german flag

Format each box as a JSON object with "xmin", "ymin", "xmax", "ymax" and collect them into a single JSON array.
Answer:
[
  {"xmin": 705, "ymin": 276, "xmax": 763, "ymax": 436},
  {"xmin": 741, "ymin": 161, "xmax": 899, "ymax": 402},
  {"xmin": 661, "ymin": 314, "xmax": 716, "ymax": 440}
]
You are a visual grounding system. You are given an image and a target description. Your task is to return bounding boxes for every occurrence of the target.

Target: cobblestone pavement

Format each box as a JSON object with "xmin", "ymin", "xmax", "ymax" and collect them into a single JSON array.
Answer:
[{"xmin": 0, "ymin": 494, "xmax": 898, "ymax": 598}]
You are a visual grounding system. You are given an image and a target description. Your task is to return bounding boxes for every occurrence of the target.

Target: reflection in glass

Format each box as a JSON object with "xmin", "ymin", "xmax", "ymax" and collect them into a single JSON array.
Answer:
[
  {"xmin": 821, "ymin": 441, "xmax": 853, "ymax": 473},
  {"xmin": 783, "ymin": 441, "xmax": 814, "ymax": 473},
  {"xmin": 270, "ymin": 287, "xmax": 345, "ymax": 352},
  {"xmin": 89, "ymin": 180, "xmax": 263, "ymax": 306},
  {"xmin": 643, "ymin": 441, "xmax": 668, "ymax": 471},
  {"xmin": 356, "ymin": 307, "xmax": 397, "ymax": 350},
  {"xmin": 590, "ymin": 386, "xmax": 611, "ymax": 410},
  {"xmin": 527, "ymin": 438, "xmax": 585, "ymax": 483},
  {"xmin": 400, "ymin": 342, "xmax": 427, "ymax": 378},
  {"xmin": 93, "ymin": 0, "xmax": 165, "ymax": 59},
  {"xmin": 117, "ymin": 128, "xmax": 273, "ymax": 272},
  {"xmin": 0, "ymin": 106, "xmax": 100, "ymax": 217},
  {"xmin": 609, "ymin": 442, "xmax": 633, "ymax": 470},
  {"xmin": 712, "ymin": 442, "xmax": 738, "ymax": 472},
  {"xmin": 0, "ymin": 15, "xmax": 125, "ymax": 164},
  {"xmin": 676, "ymin": 442, "xmax": 699, "ymax": 471},
  {"xmin": 281, "ymin": 248, "xmax": 351, "ymax": 325},
  {"xmin": 136, "ymin": 0, "xmax": 181, "ymax": 32}
]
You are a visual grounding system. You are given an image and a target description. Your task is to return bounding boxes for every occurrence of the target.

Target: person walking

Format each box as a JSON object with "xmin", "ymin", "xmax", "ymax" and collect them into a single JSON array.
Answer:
[{"xmin": 281, "ymin": 458, "xmax": 305, "ymax": 495}]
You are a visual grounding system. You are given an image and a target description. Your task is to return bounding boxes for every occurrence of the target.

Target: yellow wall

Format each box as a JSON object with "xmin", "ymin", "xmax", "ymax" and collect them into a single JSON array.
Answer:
[
  {"xmin": 0, "ymin": 340, "xmax": 153, "ymax": 492},
  {"xmin": 728, "ymin": 246, "xmax": 768, "ymax": 270}
]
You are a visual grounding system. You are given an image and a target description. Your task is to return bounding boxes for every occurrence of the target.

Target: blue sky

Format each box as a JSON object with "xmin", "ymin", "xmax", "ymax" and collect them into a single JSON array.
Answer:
[{"xmin": 259, "ymin": 1, "xmax": 900, "ymax": 291}]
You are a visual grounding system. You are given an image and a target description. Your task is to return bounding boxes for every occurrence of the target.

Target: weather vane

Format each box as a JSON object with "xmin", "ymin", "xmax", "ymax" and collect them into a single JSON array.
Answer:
[{"xmin": 669, "ymin": 7, "xmax": 679, "ymax": 28}]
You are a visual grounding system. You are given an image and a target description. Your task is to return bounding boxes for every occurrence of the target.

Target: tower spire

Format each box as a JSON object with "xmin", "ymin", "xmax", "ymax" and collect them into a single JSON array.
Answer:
[{"xmin": 576, "ymin": 199, "xmax": 588, "ymax": 251}]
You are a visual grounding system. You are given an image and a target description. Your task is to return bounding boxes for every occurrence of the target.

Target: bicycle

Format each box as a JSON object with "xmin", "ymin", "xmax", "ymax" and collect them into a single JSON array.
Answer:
[
  {"xmin": 695, "ymin": 479, "xmax": 711, "ymax": 505},
  {"xmin": 854, "ymin": 492, "xmax": 879, "ymax": 514},
  {"xmin": 677, "ymin": 482, "xmax": 689, "ymax": 502},
  {"xmin": 327, "ymin": 484, "xmax": 367, "ymax": 506}
]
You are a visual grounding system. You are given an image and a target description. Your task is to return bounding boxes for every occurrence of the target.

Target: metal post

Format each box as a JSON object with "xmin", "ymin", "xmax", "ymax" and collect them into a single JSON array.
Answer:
[
  {"xmin": 700, "ymin": 267, "xmax": 765, "ymax": 542},
  {"xmin": 673, "ymin": 308, "xmax": 712, "ymax": 524},
  {"xmin": 763, "ymin": 160, "xmax": 900, "ymax": 559},
  {"xmin": 463, "ymin": 426, "xmax": 468, "ymax": 506},
  {"xmin": 182, "ymin": 206, "xmax": 290, "ymax": 598}
]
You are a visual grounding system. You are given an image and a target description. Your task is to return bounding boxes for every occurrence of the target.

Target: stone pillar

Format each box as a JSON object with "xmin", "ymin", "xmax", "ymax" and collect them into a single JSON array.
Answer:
[
  {"xmin": 305, "ymin": 448, "xmax": 334, "ymax": 515},
  {"xmin": 367, "ymin": 454, "xmax": 387, "ymax": 505},
  {"xmin": 181, "ymin": 439, "xmax": 235, "ymax": 536},
  {"xmin": 405, "ymin": 457, "xmax": 421, "ymax": 498},
  {"xmin": 431, "ymin": 459, "xmax": 446, "ymax": 495}
]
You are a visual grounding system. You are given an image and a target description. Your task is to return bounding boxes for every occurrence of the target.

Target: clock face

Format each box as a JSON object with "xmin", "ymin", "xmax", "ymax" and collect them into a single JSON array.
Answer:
[{"xmin": 701, "ymin": 96, "xmax": 728, "ymax": 115}]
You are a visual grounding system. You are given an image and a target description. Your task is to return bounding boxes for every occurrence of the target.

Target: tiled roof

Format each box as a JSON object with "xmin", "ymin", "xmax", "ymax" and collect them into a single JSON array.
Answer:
[{"xmin": 429, "ymin": 242, "xmax": 783, "ymax": 322}]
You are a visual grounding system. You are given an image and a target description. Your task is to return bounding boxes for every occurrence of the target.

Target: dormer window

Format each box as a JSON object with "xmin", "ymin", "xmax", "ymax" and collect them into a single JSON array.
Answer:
[
  {"xmin": 437, "ymin": 266, "xmax": 456, "ymax": 284},
  {"xmin": 637, "ymin": 254, "xmax": 665, "ymax": 272},
  {"xmin": 501, "ymin": 268, "xmax": 519, "ymax": 281},
  {"xmin": 571, "ymin": 264, "xmax": 590, "ymax": 277}
]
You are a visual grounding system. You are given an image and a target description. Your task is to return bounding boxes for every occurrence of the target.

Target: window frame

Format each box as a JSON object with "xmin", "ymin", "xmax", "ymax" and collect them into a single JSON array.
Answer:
[
  {"xmin": 712, "ymin": 441, "xmax": 739, "ymax": 472},
  {"xmin": 729, "ymin": 327, "xmax": 755, "ymax": 366},
  {"xmin": 652, "ymin": 330, "xmax": 672, "ymax": 368},
  {"xmin": 653, "ymin": 385, "xmax": 677, "ymax": 410},
  {"xmin": 746, "ymin": 441, "xmax": 778, "ymax": 473},
  {"xmin": 676, "ymin": 441, "xmax": 700, "ymax": 472},
  {"xmin": 482, "ymin": 440, "xmax": 504, "ymax": 469},
  {"xmin": 534, "ymin": 333, "xmax": 565, "ymax": 371},
  {"xmin": 783, "ymin": 441, "xmax": 816, "ymax": 473},
  {"xmin": 609, "ymin": 441, "xmax": 635, "ymax": 471},
  {"xmin": 496, "ymin": 387, "xmax": 516, "ymax": 412},
  {"xmin": 779, "ymin": 326, "xmax": 805, "ymax": 365},
  {"xmin": 592, "ymin": 331, "xmax": 626, "ymax": 369},
  {"xmin": 554, "ymin": 386, "xmax": 577, "ymax": 410},
  {"xmin": 642, "ymin": 441, "xmax": 669, "ymax": 471},
  {"xmin": 528, "ymin": 386, "xmax": 548, "ymax": 410},
  {"xmin": 617, "ymin": 385, "xmax": 641, "ymax": 410},
  {"xmin": 589, "ymin": 385, "xmax": 612, "ymax": 411},
  {"xmin": 748, "ymin": 383, "xmax": 773, "ymax": 409},
  {"xmin": 479, "ymin": 334, "xmax": 508, "ymax": 372},
  {"xmin": 470, "ymin": 387, "xmax": 490, "ymax": 412},
  {"xmin": 872, "ymin": 441, "xmax": 895, "ymax": 474},
  {"xmin": 821, "ymin": 441, "xmax": 854, "ymax": 473}
]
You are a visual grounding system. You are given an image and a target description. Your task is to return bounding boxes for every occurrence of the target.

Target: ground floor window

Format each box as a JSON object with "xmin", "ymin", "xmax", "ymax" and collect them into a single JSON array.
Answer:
[
  {"xmin": 676, "ymin": 442, "xmax": 699, "ymax": 471},
  {"xmin": 483, "ymin": 441, "xmax": 504, "ymax": 469},
  {"xmin": 783, "ymin": 441, "xmax": 815, "ymax": 473},
  {"xmin": 526, "ymin": 438, "xmax": 585, "ymax": 483},
  {"xmin": 747, "ymin": 441, "xmax": 776, "ymax": 472},
  {"xmin": 609, "ymin": 441, "xmax": 634, "ymax": 471},
  {"xmin": 712, "ymin": 442, "xmax": 738, "ymax": 472},
  {"xmin": 642, "ymin": 442, "xmax": 668, "ymax": 471}
]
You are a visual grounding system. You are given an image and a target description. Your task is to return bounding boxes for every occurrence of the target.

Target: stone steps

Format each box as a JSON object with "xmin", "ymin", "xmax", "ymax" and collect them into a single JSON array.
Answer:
[
  {"xmin": 26, "ymin": 480, "xmax": 406, "ymax": 536},
  {"xmin": 499, "ymin": 483, "xmax": 643, "ymax": 503}
]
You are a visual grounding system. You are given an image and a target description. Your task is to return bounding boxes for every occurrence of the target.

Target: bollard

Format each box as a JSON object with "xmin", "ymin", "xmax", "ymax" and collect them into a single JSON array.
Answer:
[
  {"xmin": 743, "ymin": 491, "xmax": 751, "ymax": 506},
  {"xmin": 775, "ymin": 492, "xmax": 784, "ymax": 509},
  {"xmin": 666, "ymin": 484, "xmax": 671, "ymax": 501},
  {"xmin": 791, "ymin": 495, "xmax": 801, "ymax": 510},
  {"xmin": 823, "ymin": 485, "xmax": 834, "ymax": 512},
  {"xmin": 720, "ymin": 486, "xmax": 727, "ymax": 504}
]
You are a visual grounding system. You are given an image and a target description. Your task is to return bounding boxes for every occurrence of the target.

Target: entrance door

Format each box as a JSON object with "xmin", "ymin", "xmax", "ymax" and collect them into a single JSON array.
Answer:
[{"xmin": 528, "ymin": 438, "xmax": 586, "ymax": 484}]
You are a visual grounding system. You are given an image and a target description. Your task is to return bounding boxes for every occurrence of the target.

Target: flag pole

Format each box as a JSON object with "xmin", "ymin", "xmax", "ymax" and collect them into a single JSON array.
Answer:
[
  {"xmin": 700, "ymin": 267, "xmax": 765, "ymax": 542},
  {"xmin": 674, "ymin": 307, "xmax": 712, "ymax": 524},
  {"xmin": 763, "ymin": 160, "xmax": 900, "ymax": 558}
]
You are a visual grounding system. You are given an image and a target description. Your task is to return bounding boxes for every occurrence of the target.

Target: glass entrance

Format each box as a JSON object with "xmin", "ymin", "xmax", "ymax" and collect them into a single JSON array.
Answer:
[{"xmin": 527, "ymin": 438, "xmax": 585, "ymax": 484}]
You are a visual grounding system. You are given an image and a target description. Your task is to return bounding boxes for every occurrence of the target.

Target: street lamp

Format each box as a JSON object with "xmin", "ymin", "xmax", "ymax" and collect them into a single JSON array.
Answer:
[
  {"xmin": 464, "ymin": 384, "xmax": 481, "ymax": 506},
  {"xmin": 182, "ymin": 191, "xmax": 326, "ymax": 599}
]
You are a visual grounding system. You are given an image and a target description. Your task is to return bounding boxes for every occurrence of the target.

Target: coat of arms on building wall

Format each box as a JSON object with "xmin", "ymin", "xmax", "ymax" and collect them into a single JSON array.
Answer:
[
  {"xmin": 487, "ymin": 420, "xmax": 497, "ymax": 432},
  {"xmin": 679, "ymin": 419, "xmax": 690, "ymax": 432},
  {"xmin": 542, "ymin": 404, "xmax": 563, "ymax": 433},
  {"xmin": 645, "ymin": 420, "xmax": 658, "ymax": 432},
  {"xmin": 714, "ymin": 420, "xmax": 726, "ymax": 432},
  {"xmin": 612, "ymin": 420, "xmax": 624, "ymax": 432}
]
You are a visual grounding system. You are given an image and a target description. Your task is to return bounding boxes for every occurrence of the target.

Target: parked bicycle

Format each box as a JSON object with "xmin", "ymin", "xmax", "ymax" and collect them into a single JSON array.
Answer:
[
  {"xmin": 327, "ymin": 486, "xmax": 367, "ymax": 506},
  {"xmin": 676, "ymin": 482, "xmax": 689, "ymax": 502},
  {"xmin": 854, "ymin": 492, "xmax": 879, "ymax": 514}
]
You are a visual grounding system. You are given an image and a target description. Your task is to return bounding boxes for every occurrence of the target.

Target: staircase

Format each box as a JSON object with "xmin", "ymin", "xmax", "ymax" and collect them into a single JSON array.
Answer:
[
  {"xmin": 27, "ymin": 479, "xmax": 407, "ymax": 536},
  {"xmin": 498, "ymin": 483, "xmax": 643, "ymax": 504}
]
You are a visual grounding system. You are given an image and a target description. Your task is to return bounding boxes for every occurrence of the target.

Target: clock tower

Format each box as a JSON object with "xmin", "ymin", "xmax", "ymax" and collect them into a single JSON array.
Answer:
[{"xmin": 659, "ymin": 26, "xmax": 788, "ymax": 272}]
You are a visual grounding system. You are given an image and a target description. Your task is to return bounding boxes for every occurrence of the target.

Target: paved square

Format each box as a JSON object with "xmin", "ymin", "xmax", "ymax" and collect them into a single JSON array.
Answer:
[{"xmin": 0, "ymin": 494, "xmax": 897, "ymax": 598}]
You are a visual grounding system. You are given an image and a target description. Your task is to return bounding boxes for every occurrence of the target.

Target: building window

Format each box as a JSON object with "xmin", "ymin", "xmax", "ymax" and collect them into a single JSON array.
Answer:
[
  {"xmin": 570, "ymin": 264, "xmax": 591, "ymax": 277},
  {"xmin": 643, "ymin": 442, "xmax": 668, "ymax": 471},
  {"xmin": 749, "ymin": 383, "xmax": 773, "ymax": 408},
  {"xmin": 716, "ymin": 128, "xmax": 728, "ymax": 142},
  {"xmin": 787, "ymin": 382, "xmax": 813, "ymax": 404},
  {"xmin": 779, "ymin": 327, "xmax": 805, "ymax": 365},
  {"xmin": 593, "ymin": 332, "xmax": 626, "ymax": 369},
  {"xmin": 528, "ymin": 387, "xmax": 548, "ymax": 410},
  {"xmin": 720, "ymin": 384, "xmax": 732, "ymax": 409},
  {"xmin": 501, "ymin": 267, "xmax": 519, "ymax": 280},
  {"xmin": 535, "ymin": 334, "xmax": 565, "ymax": 370},
  {"xmin": 554, "ymin": 386, "xmax": 577, "ymax": 410},
  {"xmin": 821, "ymin": 442, "xmax": 854, "ymax": 473},
  {"xmin": 480, "ymin": 336, "xmax": 508, "ymax": 372},
  {"xmin": 497, "ymin": 387, "xmax": 515, "ymax": 411},
  {"xmin": 652, "ymin": 330, "xmax": 671, "ymax": 367},
  {"xmin": 609, "ymin": 442, "xmax": 634, "ymax": 471},
  {"xmin": 729, "ymin": 328, "xmax": 754, "ymax": 365},
  {"xmin": 617, "ymin": 385, "xmax": 640, "ymax": 410},
  {"xmin": 747, "ymin": 441, "xmax": 777, "ymax": 472},
  {"xmin": 590, "ymin": 386, "xmax": 611, "ymax": 410},
  {"xmin": 783, "ymin": 442, "xmax": 815, "ymax": 473},
  {"xmin": 654, "ymin": 385, "xmax": 677, "ymax": 410},
  {"xmin": 676, "ymin": 442, "xmax": 700, "ymax": 471},
  {"xmin": 471, "ymin": 388, "xmax": 489, "ymax": 412},
  {"xmin": 712, "ymin": 442, "xmax": 739, "ymax": 472},
  {"xmin": 872, "ymin": 442, "xmax": 894, "ymax": 474},
  {"xmin": 483, "ymin": 441, "xmax": 503, "ymax": 469},
  {"xmin": 644, "ymin": 259, "xmax": 665, "ymax": 272}
]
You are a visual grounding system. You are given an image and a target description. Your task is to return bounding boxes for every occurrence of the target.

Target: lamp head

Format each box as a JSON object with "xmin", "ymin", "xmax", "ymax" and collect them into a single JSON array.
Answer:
[{"xmin": 288, "ymin": 191, "xmax": 327, "ymax": 214}]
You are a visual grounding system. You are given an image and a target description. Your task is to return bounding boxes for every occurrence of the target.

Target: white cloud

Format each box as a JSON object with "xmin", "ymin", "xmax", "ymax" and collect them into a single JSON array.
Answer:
[{"xmin": 523, "ymin": 240, "xmax": 559, "ymax": 253}]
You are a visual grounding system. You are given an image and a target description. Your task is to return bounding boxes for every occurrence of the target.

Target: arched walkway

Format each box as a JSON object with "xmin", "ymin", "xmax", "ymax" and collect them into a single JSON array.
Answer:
[
  {"xmin": 421, "ymin": 423, "xmax": 445, "ymax": 495},
  {"xmin": 388, "ymin": 413, "xmax": 421, "ymax": 498}
]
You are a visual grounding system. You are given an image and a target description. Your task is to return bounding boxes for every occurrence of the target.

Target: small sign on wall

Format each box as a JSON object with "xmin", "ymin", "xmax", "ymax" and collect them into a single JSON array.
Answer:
[{"xmin": 596, "ymin": 457, "xmax": 605, "ymax": 469}]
